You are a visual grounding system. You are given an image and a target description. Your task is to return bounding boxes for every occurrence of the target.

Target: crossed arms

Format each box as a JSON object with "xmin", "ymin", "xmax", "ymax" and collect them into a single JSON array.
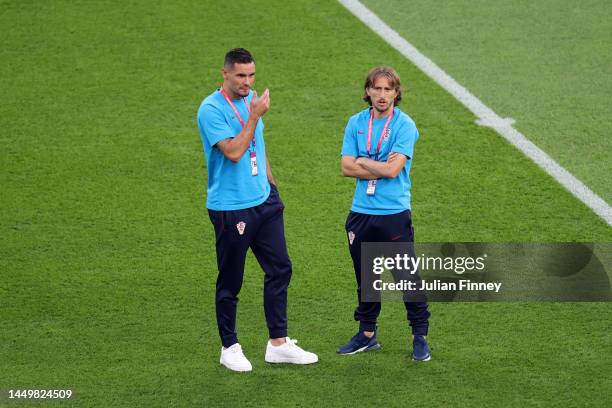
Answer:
[{"xmin": 341, "ymin": 153, "xmax": 407, "ymax": 180}]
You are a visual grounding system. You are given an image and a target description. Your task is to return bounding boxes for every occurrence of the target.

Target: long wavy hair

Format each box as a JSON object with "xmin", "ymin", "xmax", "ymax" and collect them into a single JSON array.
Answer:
[{"xmin": 363, "ymin": 66, "xmax": 402, "ymax": 106}]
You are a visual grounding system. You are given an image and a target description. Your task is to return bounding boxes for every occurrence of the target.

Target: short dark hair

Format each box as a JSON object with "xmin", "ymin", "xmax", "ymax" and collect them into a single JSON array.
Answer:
[
  {"xmin": 224, "ymin": 48, "xmax": 255, "ymax": 69},
  {"xmin": 363, "ymin": 66, "xmax": 402, "ymax": 106}
]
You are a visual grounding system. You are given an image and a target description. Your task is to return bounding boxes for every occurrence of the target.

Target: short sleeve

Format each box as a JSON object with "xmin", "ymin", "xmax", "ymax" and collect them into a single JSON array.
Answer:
[
  {"xmin": 199, "ymin": 104, "xmax": 235, "ymax": 147},
  {"xmin": 341, "ymin": 118, "xmax": 359, "ymax": 157},
  {"xmin": 390, "ymin": 118, "xmax": 419, "ymax": 159}
]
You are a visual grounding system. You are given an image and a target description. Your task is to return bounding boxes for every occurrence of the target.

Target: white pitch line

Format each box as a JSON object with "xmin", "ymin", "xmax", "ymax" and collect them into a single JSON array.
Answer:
[{"xmin": 338, "ymin": 0, "xmax": 612, "ymax": 227}]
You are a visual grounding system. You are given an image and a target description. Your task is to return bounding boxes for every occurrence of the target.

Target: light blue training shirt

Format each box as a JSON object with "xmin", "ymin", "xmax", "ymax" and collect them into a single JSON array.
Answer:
[
  {"xmin": 341, "ymin": 107, "xmax": 419, "ymax": 215},
  {"xmin": 197, "ymin": 89, "xmax": 270, "ymax": 210}
]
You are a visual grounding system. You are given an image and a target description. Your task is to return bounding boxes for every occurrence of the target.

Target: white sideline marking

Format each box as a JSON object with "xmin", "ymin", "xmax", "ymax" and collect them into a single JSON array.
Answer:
[{"xmin": 338, "ymin": 0, "xmax": 612, "ymax": 227}]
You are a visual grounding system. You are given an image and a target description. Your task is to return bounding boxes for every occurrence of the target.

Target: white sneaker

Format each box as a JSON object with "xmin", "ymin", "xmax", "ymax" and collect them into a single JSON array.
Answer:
[
  {"xmin": 220, "ymin": 343, "xmax": 252, "ymax": 372},
  {"xmin": 265, "ymin": 337, "xmax": 318, "ymax": 364}
]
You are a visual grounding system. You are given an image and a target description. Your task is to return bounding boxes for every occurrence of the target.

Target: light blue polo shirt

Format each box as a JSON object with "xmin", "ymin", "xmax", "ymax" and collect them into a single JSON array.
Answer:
[
  {"xmin": 341, "ymin": 107, "xmax": 419, "ymax": 215},
  {"xmin": 197, "ymin": 89, "xmax": 270, "ymax": 210}
]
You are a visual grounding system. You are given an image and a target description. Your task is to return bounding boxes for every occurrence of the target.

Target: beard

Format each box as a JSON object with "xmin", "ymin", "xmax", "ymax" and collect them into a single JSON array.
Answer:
[{"xmin": 373, "ymin": 100, "xmax": 393, "ymax": 113}]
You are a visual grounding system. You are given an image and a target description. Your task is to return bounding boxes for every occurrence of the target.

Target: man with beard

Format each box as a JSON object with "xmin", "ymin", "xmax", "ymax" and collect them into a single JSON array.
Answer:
[
  {"xmin": 197, "ymin": 48, "xmax": 318, "ymax": 371},
  {"xmin": 338, "ymin": 66, "xmax": 431, "ymax": 361}
]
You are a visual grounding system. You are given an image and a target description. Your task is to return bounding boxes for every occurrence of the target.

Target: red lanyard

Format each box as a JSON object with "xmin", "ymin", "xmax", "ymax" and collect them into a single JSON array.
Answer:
[
  {"xmin": 366, "ymin": 109, "xmax": 394, "ymax": 160},
  {"xmin": 219, "ymin": 88, "xmax": 255, "ymax": 149},
  {"xmin": 219, "ymin": 88, "xmax": 251, "ymax": 127}
]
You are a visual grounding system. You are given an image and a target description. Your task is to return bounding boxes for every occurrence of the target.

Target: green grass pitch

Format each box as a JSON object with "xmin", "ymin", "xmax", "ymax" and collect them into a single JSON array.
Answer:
[{"xmin": 1, "ymin": 0, "xmax": 610, "ymax": 407}]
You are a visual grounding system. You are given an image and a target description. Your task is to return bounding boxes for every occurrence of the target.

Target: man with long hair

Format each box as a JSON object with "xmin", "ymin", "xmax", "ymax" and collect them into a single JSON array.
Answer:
[{"xmin": 338, "ymin": 66, "xmax": 431, "ymax": 361}]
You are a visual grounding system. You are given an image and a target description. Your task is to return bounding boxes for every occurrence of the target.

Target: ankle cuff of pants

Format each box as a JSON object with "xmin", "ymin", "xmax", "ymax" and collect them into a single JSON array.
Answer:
[
  {"xmin": 411, "ymin": 327, "xmax": 428, "ymax": 336},
  {"xmin": 359, "ymin": 322, "xmax": 377, "ymax": 332},
  {"xmin": 268, "ymin": 328, "xmax": 288, "ymax": 340},
  {"xmin": 221, "ymin": 334, "xmax": 238, "ymax": 348}
]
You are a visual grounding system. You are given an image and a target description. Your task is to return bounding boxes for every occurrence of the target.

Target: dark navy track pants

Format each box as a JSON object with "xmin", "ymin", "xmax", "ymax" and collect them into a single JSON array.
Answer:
[
  {"xmin": 208, "ymin": 185, "xmax": 291, "ymax": 347},
  {"xmin": 345, "ymin": 210, "xmax": 430, "ymax": 335}
]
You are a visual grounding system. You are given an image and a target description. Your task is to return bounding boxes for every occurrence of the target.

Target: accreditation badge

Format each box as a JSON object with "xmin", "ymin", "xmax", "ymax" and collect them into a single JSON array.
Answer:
[
  {"xmin": 250, "ymin": 151, "xmax": 258, "ymax": 176},
  {"xmin": 366, "ymin": 179, "xmax": 377, "ymax": 195}
]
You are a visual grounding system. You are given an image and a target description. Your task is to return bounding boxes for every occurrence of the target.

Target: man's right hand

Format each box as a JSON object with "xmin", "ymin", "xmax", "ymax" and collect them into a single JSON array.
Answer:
[
  {"xmin": 216, "ymin": 89, "xmax": 270, "ymax": 163},
  {"xmin": 250, "ymin": 89, "xmax": 270, "ymax": 118}
]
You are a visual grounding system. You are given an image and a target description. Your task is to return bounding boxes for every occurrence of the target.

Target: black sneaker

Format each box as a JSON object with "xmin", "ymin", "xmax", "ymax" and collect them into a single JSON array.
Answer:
[{"xmin": 337, "ymin": 331, "xmax": 381, "ymax": 355}]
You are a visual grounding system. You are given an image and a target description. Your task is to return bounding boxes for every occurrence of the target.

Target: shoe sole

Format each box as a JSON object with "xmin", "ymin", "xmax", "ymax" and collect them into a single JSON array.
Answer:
[
  {"xmin": 337, "ymin": 343, "xmax": 381, "ymax": 355},
  {"xmin": 220, "ymin": 359, "xmax": 253, "ymax": 372},
  {"xmin": 412, "ymin": 355, "xmax": 431, "ymax": 362},
  {"xmin": 264, "ymin": 356, "xmax": 318, "ymax": 364}
]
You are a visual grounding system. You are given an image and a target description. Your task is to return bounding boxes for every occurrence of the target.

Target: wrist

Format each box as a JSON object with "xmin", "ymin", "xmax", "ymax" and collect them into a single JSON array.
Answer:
[{"xmin": 248, "ymin": 113, "xmax": 261, "ymax": 123}]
